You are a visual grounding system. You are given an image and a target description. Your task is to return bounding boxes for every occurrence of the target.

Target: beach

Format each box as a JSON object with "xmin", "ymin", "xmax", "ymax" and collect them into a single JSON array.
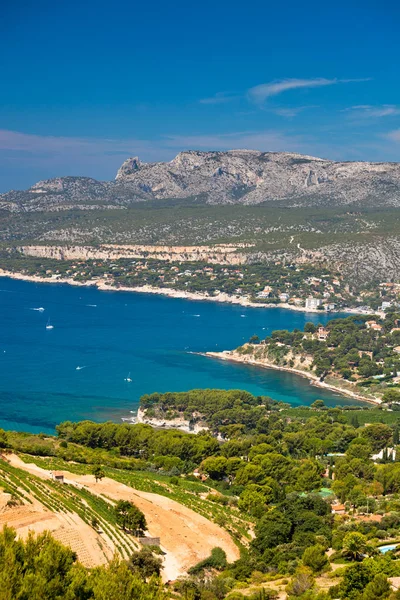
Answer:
[
  {"xmin": 203, "ymin": 350, "xmax": 381, "ymax": 406},
  {"xmin": 0, "ymin": 269, "xmax": 358, "ymax": 314}
]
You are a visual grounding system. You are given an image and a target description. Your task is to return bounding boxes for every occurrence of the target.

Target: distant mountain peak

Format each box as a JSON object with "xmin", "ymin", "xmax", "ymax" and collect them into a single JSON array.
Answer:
[
  {"xmin": 2, "ymin": 149, "xmax": 400, "ymax": 212},
  {"xmin": 116, "ymin": 156, "xmax": 143, "ymax": 179}
]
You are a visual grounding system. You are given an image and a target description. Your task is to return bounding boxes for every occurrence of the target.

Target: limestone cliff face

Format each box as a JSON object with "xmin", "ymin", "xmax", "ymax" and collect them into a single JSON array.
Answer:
[
  {"xmin": 136, "ymin": 407, "xmax": 209, "ymax": 434},
  {"xmin": 115, "ymin": 149, "xmax": 400, "ymax": 207},
  {"xmin": 3, "ymin": 150, "xmax": 400, "ymax": 210},
  {"xmin": 18, "ymin": 243, "xmax": 247, "ymax": 265}
]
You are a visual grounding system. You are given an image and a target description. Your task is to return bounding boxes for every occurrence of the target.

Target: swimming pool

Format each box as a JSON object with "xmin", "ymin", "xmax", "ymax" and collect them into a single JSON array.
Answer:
[{"xmin": 378, "ymin": 544, "xmax": 398, "ymax": 554}]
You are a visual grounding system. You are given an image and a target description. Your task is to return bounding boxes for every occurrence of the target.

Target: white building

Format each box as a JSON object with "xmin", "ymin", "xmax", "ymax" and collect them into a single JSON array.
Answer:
[
  {"xmin": 381, "ymin": 301, "xmax": 393, "ymax": 311},
  {"xmin": 305, "ymin": 297, "xmax": 322, "ymax": 310},
  {"xmin": 372, "ymin": 447, "xmax": 396, "ymax": 462}
]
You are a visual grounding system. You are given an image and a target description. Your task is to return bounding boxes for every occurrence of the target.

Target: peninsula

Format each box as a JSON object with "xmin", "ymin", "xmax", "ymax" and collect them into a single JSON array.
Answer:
[{"xmin": 205, "ymin": 316, "xmax": 400, "ymax": 405}]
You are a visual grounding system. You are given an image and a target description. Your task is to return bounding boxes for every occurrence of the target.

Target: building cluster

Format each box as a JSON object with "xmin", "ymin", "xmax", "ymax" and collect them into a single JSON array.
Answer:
[{"xmin": 18, "ymin": 254, "xmax": 400, "ymax": 314}]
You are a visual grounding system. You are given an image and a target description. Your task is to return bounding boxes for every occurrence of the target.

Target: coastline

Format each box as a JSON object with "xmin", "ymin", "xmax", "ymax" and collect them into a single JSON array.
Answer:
[
  {"xmin": 0, "ymin": 269, "xmax": 365, "ymax": 315},
  {"xmin": 203, "ymin": 350, "xmax": 381, "ymax": 406}
]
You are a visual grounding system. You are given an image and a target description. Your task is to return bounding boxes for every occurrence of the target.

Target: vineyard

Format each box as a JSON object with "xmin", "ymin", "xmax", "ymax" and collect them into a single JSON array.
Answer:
[
  {"xmin": 0, "ymin": 457, "xmax": 140, "ymax": 561},
  {"xmin": 16, "ymin": 453, "xmax": 252, "ymax": 547}
]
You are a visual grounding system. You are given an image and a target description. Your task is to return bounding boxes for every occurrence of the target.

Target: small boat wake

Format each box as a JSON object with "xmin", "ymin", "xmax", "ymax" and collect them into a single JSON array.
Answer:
[
  {"xmin": 31, "ymin": 307, "xmax": 45, "ymax": 312},
  {"xmin": 124, "ymin": 372, "xmax": 132, "ymax": 382},
  {"xmin": 192, "ymin": 314, "xmax": 201, "ymax": 317},
  {"xmin": 76, "ymin": 366, "xmax": 86, "ymax": 371},
  {"xmin": 86, "ymin": 304, "xmax": 97, "ymax": 307}
]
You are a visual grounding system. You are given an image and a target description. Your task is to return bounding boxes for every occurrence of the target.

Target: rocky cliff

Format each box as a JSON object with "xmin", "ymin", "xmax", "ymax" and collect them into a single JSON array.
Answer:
[{"xmin": 2, "ymin": 150, "xmax": 400, "ymax": 211}]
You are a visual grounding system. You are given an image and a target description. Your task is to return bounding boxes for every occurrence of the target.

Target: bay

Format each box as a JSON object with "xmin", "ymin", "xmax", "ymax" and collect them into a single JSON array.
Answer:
[{"xmin": 0, "ymin": 278, "xmax": 363, "ymax": 434}]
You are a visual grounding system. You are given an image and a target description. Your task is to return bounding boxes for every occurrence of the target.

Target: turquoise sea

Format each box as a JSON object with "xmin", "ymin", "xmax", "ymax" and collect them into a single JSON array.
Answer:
[{"xmin": 0, "ymin": 278, "xmax": 363, "ymax": 434}]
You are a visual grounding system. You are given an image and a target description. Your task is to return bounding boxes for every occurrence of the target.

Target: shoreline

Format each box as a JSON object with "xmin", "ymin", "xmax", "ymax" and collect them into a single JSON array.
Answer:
[
  {"xmin": 0, "ymin": 270, "xmax": 370, "ymax": 315},
  {"xmin": 203, "ymin": 350, "xmax": 381, "ymax": 406}
]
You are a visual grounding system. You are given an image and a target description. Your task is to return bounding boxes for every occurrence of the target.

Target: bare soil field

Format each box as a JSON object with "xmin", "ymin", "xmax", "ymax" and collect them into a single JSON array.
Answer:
[
  {"xmin": 8, "ymin": 455, "xmax": 240, "ymax": 580},
  {"xmin": 0, "ymin": 488, "xmax": 111, "ymax": 567}
]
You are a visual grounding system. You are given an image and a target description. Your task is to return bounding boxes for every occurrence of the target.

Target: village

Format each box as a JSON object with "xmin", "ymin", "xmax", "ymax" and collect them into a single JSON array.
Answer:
[{"xmin": 3, "ymin": 250, "xmax": 400, "ymax": 313}]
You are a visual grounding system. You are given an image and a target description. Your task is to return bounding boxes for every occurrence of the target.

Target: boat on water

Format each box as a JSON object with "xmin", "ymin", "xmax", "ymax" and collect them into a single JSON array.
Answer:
[
  {"xmin": 45, "ymin": 319, "xmax": 54, "ymax": 330},
  {"xmin": 32, "ymin": 307, "xmax": 45, "ymax": 312},
  {"xmin": 124, "ymin": 372, "xmax": 132, "ymax": 382}
]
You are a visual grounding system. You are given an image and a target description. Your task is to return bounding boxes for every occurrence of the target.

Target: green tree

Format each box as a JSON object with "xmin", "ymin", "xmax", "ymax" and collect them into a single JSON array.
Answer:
[
  {"xmin": 128, "ymin": 548, "xmax": 162, "ymax": 580},
  {"xmin": 302, "ymin": 544, "xmax": 330, "ymax": 574},
  {"xmin": 286, "ymin": 566, "xmax": 315, "ymax": 597},
  {"xmin": 382, "ymin": 389, "xmax": 400, "ymax": 404},
  {"xmin": 311, "ymin": 400, "xmax": 325, "ymax": 409},
  {"xmin": 114, "ymin": 501, "xmax": 147, "ymax": 532},
  {"xmin": 342, "ymin": 531, "xmax": 368, "ymax": 561},
  {"xmin": 294, "ymin": 459, "xmax": 323, "ymax": 492},
  {"xmin": 200, "ymin": 456, "xmax": 227, "ymax": 480},
  {"xmin": 92, "ymin": 465, "xmax": 105, "ymax": 482},
  {"xmin": 362, "ymin": 573, "xmax": 391, "ymax": 600},
  {"xmin": 361, "ymin": 423, "xmax": 393, "ymax": 452},
  {"xmin": 238, "ymin": 485, "xmax": 273, "ymax": 517},
  {"xmin": 89, "ymin": 558, "xmax": 166, "ymax": 600},
  {"xmin": 340, "ymin": 562, "xmax": 374, "ymax": 599},
  {"xmin": 252, "ymin": 510, "xmax": 292, "ymax": 553}
]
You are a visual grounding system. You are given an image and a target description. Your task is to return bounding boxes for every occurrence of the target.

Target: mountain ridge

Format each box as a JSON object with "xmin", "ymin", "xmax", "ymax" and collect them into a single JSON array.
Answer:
[{"xmin": 2, "ymin": 149, "xmax": 400, "ymax": 212}]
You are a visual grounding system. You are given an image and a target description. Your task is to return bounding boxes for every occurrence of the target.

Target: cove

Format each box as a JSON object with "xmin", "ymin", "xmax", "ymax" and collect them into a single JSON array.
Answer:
[{"xmin": 0, "ymin": 278, "xmax": 364, "ymax": 434}]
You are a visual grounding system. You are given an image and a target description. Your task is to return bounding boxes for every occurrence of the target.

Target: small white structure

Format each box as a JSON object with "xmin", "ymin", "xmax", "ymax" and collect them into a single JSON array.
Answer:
[
  {"xmin": 372, "ymin": 448, "xmax": 396, "ymax": 462},
  {"xmin": 51, "ymin": 471, "xmax": 64, "ymax": 483},
  {"xmin": 305, "ymin": 297, "xmax": 322, "ymax": 310}
]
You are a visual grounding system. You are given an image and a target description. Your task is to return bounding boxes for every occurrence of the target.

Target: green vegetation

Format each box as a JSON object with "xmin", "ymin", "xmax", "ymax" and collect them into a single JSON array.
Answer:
[
  {"xmin": 128, "ymin": 547, "xmax": 163, "ymax": 580},
  {"xmin": 237, "ymin": 314, "xmax": 400, "ymax": 401},
  {"xmin": 0, "ymin": 525, "xmax": 166, "ymax": 600},
  {"xmin": 0, "ymin": 249, "xmax": 352, "ymax": 308},
  {"xmin": 2, "ymin": 204, "xmax": 400, "ymax": 254},
  {"xmin": 3, "ymin": 378, "xmax": 400, "ymax": 596},
  {"xmin": 188, "ymin": 547, "xmax": 228, "ymax": 575},
  {"xmin": 0, "ymin": 459, "xmax": 140, "ymax": 559},
  {"xmin": 115, "ymin": 500, "xmax": 147, "ymax": 533}
]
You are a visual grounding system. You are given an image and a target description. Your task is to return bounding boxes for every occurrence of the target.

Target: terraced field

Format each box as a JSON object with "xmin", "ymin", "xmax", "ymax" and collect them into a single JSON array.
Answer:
[
  {"xmin": 0, "ymin": 456, "xmax": 139, "ymax": 567},
  {"xmin": 3, "ymin": 454, "xmax": 243, "ymax": 579}
]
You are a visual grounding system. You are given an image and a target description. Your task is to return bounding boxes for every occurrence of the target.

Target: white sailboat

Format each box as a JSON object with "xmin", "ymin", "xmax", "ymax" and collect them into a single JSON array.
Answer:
[{"xmin": 46, "ymin": 319, "xmax": 54, "ymax": 330}]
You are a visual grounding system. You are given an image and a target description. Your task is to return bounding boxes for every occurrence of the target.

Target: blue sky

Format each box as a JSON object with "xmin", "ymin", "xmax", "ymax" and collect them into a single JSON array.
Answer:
[{"xmin": 1, "ymin": 0, "xmax": 399, "ymax": 191}]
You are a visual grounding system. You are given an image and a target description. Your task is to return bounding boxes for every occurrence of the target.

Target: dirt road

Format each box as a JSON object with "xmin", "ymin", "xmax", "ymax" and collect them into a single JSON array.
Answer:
[{"xmin": 8, "ymin": 455, "xmax": 240, "ymax": 579}]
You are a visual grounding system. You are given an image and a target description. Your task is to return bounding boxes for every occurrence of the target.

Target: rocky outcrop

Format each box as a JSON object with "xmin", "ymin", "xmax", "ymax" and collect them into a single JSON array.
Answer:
[
  {"xmin": 135, "ymin": 407, "xmax": 209, "ymax": 434},
  {"xmin": 3, "ymin": 150, "xmax": 400, "ymax": 210},
  {"xmin": 18, "ymin": 243, "xmax": 248, "ymax": 265}
]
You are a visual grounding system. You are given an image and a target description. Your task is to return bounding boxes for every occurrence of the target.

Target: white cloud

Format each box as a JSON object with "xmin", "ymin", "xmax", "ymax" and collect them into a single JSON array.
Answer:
[
  {"xmin": 0, "ymin": 128, "xmax": 308, "ymax": 167},
  {"xmin": 386, "ymin": 129, "xmax": 400, "ymax": 142},
  {"xmin": 199, "ymin": 92, "xmax": 238, "ymax": 105},
  {"xmin": 247, "ymin": 77, "xmax": 370, "ymax": 105},
  {"xmin": 345, "ymin": 105, "xmax": 400, "ymax": 118},
  {"xmin": 272, "ymin": 105, "xmax": 318, "ymax": 118},
  {"xmin": 163, "ymin": 130, "xmax": 306, "ymax": 153},
  {"xmin": 0, "ymin": 129, "xmax": 151, "ymax": 155}
]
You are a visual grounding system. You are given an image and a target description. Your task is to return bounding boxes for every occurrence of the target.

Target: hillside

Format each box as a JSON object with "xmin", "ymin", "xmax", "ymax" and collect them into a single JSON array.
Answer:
[
  {"xmin": 2, "ymin": 150, "xmax": 400, "ymax": 283},
  {"xmin": 2, "ymin": 150, "xmax": 400, "ymax": 211},
  {"xmin": 5, "ymin": 454, "xmax": 239, "ymax": 580}
]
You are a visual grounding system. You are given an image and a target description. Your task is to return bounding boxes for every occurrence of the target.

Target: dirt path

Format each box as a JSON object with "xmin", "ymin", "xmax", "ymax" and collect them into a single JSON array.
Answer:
[{"xmin": 8, "ymin": 455, "xmax": 240, "ymax": 580}]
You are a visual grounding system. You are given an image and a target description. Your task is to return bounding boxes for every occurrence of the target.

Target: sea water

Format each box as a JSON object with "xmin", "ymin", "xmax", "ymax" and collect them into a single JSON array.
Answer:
[{"xmin": 0, "ymin": 278, "xmax": 363, "ymax": 433}]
